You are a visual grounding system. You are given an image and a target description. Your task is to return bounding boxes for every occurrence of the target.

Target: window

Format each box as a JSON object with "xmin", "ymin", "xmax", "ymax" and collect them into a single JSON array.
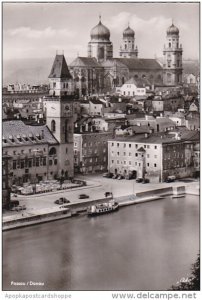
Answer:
[
  {"xmin": 147, "ymin": 154, "xmax": 150, "ymax": 158},
  {"xmin": 124, "ymin": 161, "xmax": 126, "ymax": 165},
  {"xmin": 154, "ymin": 155, "xmax": 157, "ymax": 159},
  {"xmin": 13, "ymin": 161, "xmax": 17, "ymax": 170},
  {"xmin": 117, "ymin": 160, "xmax": 119, "ymax": 164},
  {"xmin": 147, "ymin": 145, "xmax": 150, "ymax": 149},
  {"xmin": 112, "ymin": 160, "xmax": 114, "ymax": 163},
  {"xmin": 129, "ymin": 161, "xmax": 131, "ymax": 165},
  {"xmin": 112, "ymin": 143, "xmax": 114, "ymax": 147},
  {"xmin": 20, "ymin": 160, "xmax": 25, "ymax": 169},
  {"xmin": 124, "ymin": 152, "xmax": 126, "ymax": 156},
  {"xmin": 43, "ymin": 158, "xmax": 46, "ymax": 166},
  {"xmin": 154, "ymin": 146, "xmax": 157, "ymax": 149},
  {"xmin": 154, "ymin": 163, "xmax": 157, "ymax": 167},
  {"xmin": 49, "ymin": 160, "xmax": 53, "ymax": 166},
  {"xmin": 129, "ymin": 153, "xmax": 132, "ymax": 156},
  {"xmin": 54, "ymin": 159, "xmax": 57, "ymax": 165},
  {"xmin": 129, "ymin": 144, "xmax": 131, "ymax": 148},
  {"xmin": 135, "ymin": 153, "xmax": 138, "ymax": 157},
  {"xmin": 117, "ymin": 143, "xmax": 119, "ymax": 147},
  {"xmin": 103, "ymin": 157, "xmax": 106, "ymax": 162},
  {"xmin": 117, "ymin": 152, "xmax": 120, "ymax": 156},
  {"xmin": 51, "ymin": 120, "xmax": 56, "ymax": 132},
  {"xmin": 21, "ymin": 150, "xmax": 24, "ymax": 154},
  {"xmin": 147, "ymin": 163, "xmax": 150, "ymax": 167},
  {"xmin": 124, "ymin": 144, "xmax": 126, "ymax": 148}
]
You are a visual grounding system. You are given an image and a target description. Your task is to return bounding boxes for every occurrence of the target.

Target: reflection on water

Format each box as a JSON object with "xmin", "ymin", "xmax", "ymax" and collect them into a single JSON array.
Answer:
[{"xmin": 3, "ymin": 195, "xmax": 199, "ymax": 291}]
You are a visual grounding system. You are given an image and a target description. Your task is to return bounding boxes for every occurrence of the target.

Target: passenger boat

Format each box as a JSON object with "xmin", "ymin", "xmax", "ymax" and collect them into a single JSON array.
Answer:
[{"xmin": 87, "ymin": 200, "xmax": 119, "ymax": 216}]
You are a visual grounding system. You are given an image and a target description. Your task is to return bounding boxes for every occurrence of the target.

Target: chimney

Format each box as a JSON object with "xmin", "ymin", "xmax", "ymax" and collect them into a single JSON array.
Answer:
[{"xmin": 85, "ymin": 123, "xmax": 88, "ymax": 132}]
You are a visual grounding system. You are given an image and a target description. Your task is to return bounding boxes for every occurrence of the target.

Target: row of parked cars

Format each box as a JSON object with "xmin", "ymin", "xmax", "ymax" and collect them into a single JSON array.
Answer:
[{"xmin": 102, "ymin": 173, "xmax": 150, "ymax": 183}]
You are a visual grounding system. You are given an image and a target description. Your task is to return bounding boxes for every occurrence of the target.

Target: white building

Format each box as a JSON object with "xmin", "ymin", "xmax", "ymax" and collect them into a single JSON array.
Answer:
[{"xmin": 120, "ymin": 77, "xmax": 151, "ymax": 97}]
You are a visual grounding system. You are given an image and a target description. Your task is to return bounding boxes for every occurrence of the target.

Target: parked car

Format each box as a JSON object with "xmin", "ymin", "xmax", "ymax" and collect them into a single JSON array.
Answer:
[
  {"xmin": 142, "ymin": 178, "xmax": 150, "ymax": 184},
  {"xmin": 79, "ymin": 194, "xmax": 89, "ymax": 199},
  {"xmin": 136, "ymin": 178, "xmax": 143, "ymax": 183},
  {"xmin": 166, "ymin": 176, "xmax": 176, "ymax": 183},
  {"xmin": 112, "ymin": 174, "xmax": 119, "ymax": 179},
  {"xmin": 54, "ymin": 197, "xmax": 70, "ymax": 205},
  {"xmin": 102, "ymin": 172, "xmax": 113, "ymax": 178},
  {"xmin": 125, "ymin": 175, "xmax": 133, "ymax": 180},
  {"xmin": 11, "ymin": 205, "xmax": 26, "ymax": 211},
  {"xmin": 117, "ymin": 175, "xmax": 124, "ymax": 180}
]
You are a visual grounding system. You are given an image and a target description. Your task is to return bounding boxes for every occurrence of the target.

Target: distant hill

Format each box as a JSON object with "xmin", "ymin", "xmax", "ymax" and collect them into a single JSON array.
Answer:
[
  {"xmin": 3, "ymin": 57, "xmax": 74, "ymax": 86},
  {"xmin": 3, "ymin": 57, "xmax": 199, "ymax": 86}
]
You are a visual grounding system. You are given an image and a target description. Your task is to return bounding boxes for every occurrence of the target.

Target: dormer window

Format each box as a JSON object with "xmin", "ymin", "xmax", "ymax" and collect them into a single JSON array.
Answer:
[
  {"xmin": 17, "ymin": 135, "xmax": 22, "ymax": 142},
  {"xmin": 9, "ymin": 135, "xmax": 15, "ymax": 143}
]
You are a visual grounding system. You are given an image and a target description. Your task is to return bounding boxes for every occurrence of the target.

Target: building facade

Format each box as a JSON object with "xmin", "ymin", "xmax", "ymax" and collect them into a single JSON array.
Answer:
[
  {"xmin": 108, "ymin": 131, "xmax": 199, "ymax": 182},
  {"xmin": 74, "ymin": 132, "xmax": 112, "ymax": 174},
  {"xmin": 69, "ymin": 18, "xmax": 182, "ymax": 96}
]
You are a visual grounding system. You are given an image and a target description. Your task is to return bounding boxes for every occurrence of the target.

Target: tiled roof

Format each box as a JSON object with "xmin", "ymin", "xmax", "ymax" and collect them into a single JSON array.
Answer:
[
  {"xmin": 108, "ymin": 130, "xmax": 199, "ymax": 144},
  {"xmin": 115, "ymin": 58, "xmax": 163, "ymax": 70},
  {"xmin": 70, "ymin": 57, "xmax": 102, "ymax": 68},
  {"xmin": 3, "ymin": 120, "xmax": 58, "ymax": 147},
  {"xmin": 48, "ymin": 55, "xmax": 72, "ymax": 79}
]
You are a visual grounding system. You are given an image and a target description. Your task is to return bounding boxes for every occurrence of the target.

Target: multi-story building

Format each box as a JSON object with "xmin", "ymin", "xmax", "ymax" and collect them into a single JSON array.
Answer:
[
  {"xmin": 2, "ymin": 54, "xmax": 76, "ymax": 187},
  {"xmin": 108, "ymin": 131, "xmax": 199, "ymax": 182},
  {"xmin": 74, "ymin": 132, "xmax": 113, "ymax": 174}
]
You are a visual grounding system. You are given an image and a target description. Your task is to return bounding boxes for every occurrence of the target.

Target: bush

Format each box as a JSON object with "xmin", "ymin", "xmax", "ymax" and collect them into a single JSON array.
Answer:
[{"xmin": 170, "ymin": 255, "xmax": 200, "ymax": 290}]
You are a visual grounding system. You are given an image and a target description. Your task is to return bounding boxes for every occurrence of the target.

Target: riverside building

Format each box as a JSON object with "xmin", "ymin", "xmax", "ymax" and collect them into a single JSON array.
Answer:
[
  {"xmin": 2, "ymin": 54, "xmax": 76, "ymax": 186},
  {"xmin": 108, "ymin": 130, "xmax": 199, "ymax": 182}
]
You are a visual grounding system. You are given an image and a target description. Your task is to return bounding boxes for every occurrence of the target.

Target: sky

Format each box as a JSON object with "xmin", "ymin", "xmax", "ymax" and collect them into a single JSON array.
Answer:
[{"xmin": 3, "ymin": 1, "xmax": 200, "ymax": 61}]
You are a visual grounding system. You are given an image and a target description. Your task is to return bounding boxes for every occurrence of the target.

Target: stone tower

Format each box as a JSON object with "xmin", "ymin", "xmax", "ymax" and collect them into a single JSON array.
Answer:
[
  {"xmin": 88, "ymin": 16, "xmax": 113, "ymax": 62},
  {"xmin": 119, "ymin": 24, "xmax": 138, "ymax": 58},
  {"xmin": 163, "ymin": 22, "xmax": 183, "ymax": 85},
  {"xmin": 46, "ymin": 54, "xmax": 75, "ymax": 178}
]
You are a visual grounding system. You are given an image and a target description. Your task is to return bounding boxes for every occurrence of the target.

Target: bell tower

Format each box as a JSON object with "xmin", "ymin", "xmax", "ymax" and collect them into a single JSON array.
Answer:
[
  {"xmin": 45, "ymin": 53, "xmax": 75, "ymax": 178},
  {"xmin": 163, "ymin": 22, "xmax": 183, "ymax": 85},
  {"xmin": 119, "ymin": 24, "xmax": 138, "ymax": 58}
]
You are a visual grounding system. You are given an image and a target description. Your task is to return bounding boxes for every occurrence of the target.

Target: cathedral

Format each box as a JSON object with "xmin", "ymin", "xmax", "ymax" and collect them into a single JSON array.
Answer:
[{"xmin": 58, "ymin": 17, "xmax": 183, "ymax": 96}]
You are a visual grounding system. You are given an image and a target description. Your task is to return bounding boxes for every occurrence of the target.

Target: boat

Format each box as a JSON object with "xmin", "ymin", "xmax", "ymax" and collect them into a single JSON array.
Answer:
[{"xmin": 87, "ymin": 200, "xmax": 119, "ymax": 216}]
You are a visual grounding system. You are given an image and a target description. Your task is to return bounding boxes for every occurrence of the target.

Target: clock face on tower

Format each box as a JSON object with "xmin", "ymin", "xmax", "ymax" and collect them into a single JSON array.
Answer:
[{"xmin": 62, "ymin": 103, "xmax": 73, "ymax": 117}]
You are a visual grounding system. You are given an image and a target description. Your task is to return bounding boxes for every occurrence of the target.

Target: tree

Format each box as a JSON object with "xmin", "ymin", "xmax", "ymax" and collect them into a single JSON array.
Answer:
[{"xmin": 170, "ymin": 255, "xmax": 200, "ymax": 290}]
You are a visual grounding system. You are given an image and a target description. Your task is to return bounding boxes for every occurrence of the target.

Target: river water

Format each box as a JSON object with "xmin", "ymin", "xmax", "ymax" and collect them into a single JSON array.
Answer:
[{"xmin": 3, "ymin": 195, "xmax": 199, "ymax": 291}]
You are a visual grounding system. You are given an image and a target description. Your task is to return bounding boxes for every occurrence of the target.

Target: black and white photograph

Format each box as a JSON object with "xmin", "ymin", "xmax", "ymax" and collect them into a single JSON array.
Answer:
[{"xmin": 2, "ymin": 0, "xmax": 200, "ymax": 296}]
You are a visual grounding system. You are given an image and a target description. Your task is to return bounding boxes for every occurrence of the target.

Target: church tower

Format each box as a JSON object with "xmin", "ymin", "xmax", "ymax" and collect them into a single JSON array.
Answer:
[
  {"xmin": 163, "ymin": 22, "xmax": 183, "ymax": 85},
  {"xmin": 119, "ymin": 24, "xmax": 138, "ymax": 58},
  {"xmin": 88, "ymin": 16, "xmax": 113, "ymax": 62},
  {"xmin": 45, "ymin": 54, "xmax": 75, "ymax": 178}
]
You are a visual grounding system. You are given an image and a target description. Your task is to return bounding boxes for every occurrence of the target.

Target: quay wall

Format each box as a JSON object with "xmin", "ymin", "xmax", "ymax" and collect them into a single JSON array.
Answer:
[{"xmin": 135, "ymin": 187, "xmax": 173, "ymax": 198}]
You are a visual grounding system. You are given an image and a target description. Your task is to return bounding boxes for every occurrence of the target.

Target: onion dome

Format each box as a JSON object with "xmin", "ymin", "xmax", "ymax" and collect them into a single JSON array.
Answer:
[
  {"xmin": 90, "ymin": 17, "xmax": 110, "ymax": 41},
  {"xmin": 167, "ymin": 23, "xmax": 179, "ymax": 35},
  {"xmin": 123, "ymin": 25, "xmax": 135, "ymax": 38}
]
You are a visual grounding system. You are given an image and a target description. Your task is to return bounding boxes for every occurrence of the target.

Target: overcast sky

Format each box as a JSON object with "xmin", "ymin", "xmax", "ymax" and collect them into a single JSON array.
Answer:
[{"xmin": 3, "ymin": 2, "xmax": 200, "ymax": 61}]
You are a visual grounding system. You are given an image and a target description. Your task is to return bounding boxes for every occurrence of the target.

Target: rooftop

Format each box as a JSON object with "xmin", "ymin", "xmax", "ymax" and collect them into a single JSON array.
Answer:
[{"xmin": 3, "ymin": 120, "xmax": 58, "ymax": 147}]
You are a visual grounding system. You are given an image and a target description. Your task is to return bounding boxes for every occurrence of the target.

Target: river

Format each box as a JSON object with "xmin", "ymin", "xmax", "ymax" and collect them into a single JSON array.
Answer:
[{"xmin": 3, "ymin": 195, "xmax": 199, "ymax": 291}]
